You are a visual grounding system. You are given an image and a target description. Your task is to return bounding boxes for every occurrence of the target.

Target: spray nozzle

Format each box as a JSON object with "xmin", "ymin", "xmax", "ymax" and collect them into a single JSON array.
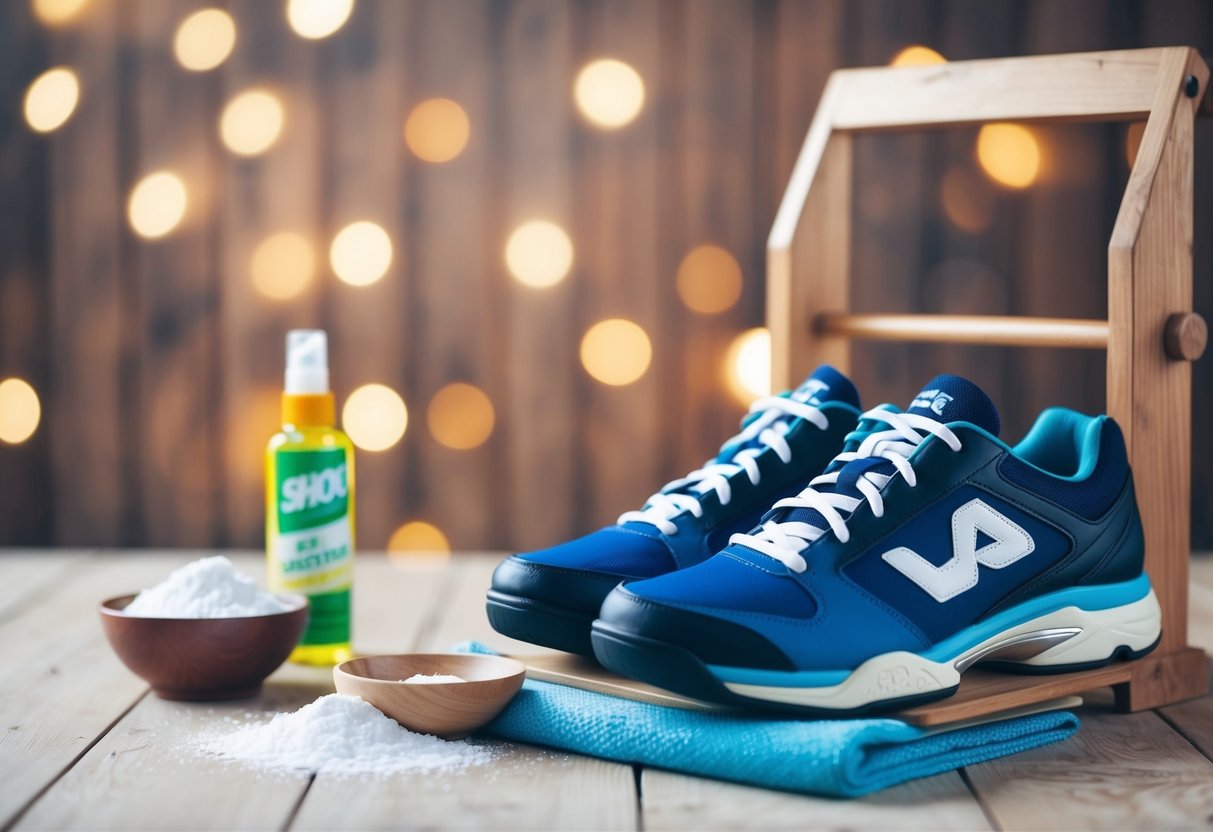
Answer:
[{"xmin": 285, "ymin": 330, "xmax": 330, "ymax": 395}]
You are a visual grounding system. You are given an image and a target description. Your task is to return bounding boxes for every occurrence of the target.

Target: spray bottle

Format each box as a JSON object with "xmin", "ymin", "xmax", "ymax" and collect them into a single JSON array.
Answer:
[{"xmin": 266, "ymin": 330, "xmax": 355, "ymax": 665}]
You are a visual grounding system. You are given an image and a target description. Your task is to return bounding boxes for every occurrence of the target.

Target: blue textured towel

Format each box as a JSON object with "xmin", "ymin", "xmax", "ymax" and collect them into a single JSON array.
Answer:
[{"xmin": 456, "ymin": 643, "xmax": 1079, "ymax": 798}]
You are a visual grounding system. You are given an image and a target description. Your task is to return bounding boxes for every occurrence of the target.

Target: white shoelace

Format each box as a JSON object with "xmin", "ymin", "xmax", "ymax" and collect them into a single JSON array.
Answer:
[
  {"xmin": 729, "ymin": 408, "xmax": 962, "ymax": 573},
  {"xmin": 618, "ymin": 397, "xmax": 830, "ymax": 536}
]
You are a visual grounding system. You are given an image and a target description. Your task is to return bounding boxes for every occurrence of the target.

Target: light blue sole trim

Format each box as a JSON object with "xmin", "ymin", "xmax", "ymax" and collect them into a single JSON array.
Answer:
[{"xmin": 706, "ymin": 573, "xmax": 1152, "ymax": 689}]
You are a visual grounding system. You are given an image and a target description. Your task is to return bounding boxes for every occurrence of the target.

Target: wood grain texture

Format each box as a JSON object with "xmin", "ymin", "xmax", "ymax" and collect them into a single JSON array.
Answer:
[
  {"xmin": 670, "ymin": 0, "xmax": 761, "ymax": 470},
  {"xmin": 641, "ymin": 768, "xmax": 990, "ymax": 832},
  {"xmin": 1188, "ymin": 554, "xmax": 1213, "ymax": 651},
  {"xmin": 500, "ymin": 1, "xmax": 579, "ymax": 553},
  {"xmin": 321, "ymin": 0, "xmax": 408, "ymax": 552},
  {"xmin": 1108, "ymin": 47, "xmax": 1207, "ymax": 656},
  {"xmin": 0, "ymin": 0, "xmax": 52, "ymax": 545},
  {"xmin": 816, "ymin": 313, "xmax": 1109, "ymax": 349},
  {"xmin": 0, "ymin": 553, "xmax": 176, "ymax": 826},
  {"xmin": 0, "ymin": 549, "xmax": 91, "ymax": 621},
  {"xmin": 400, "ymin": 0, "xmax": 502, "ymax": 551},
  {"xmin": 845, "ymin": 0, "xmax": 937, "ymax": 412},
  {"xmin": 14, "ymin": 667, "xmax": 329, "ymax": 832},
  {"xmin": 965, "ymin": 709, "xmax": 1213, "ymax": 830},
  {"xmin": 769, "ymin": 131, "xmax": 851, "ymax": 384},
  {"xmin": 829, "ymin": 49, "xmax": 1170, "ymax": 131},
  {"xmin": 217, "ymin": 2, "xmax": 325, "ymax": 548},
  {"xmin": 576, "ymin": 0, "xmax": 663, "ymax": 530},
  {"xmin": 45, "ymin": 0, "xmax": 128, "ymax": 545},
  {"xmin": 130, "ymin": 0, "xmax": 222, "ymax": 547}
]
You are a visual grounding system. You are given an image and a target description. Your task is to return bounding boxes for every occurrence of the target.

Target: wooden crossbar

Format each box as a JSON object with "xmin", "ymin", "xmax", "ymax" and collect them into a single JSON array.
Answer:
[
  {"xmin": 828, "ymin": 49, "xmax": 1168, "ymax": 132},
  {"xmin": 814, "ymin": 313, "xmax": 1109, "ymax": 350}
]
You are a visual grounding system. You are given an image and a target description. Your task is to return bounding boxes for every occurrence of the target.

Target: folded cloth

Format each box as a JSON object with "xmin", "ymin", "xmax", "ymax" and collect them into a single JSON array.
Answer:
[{"xmin": 455, "ymin": 642, "xmax": 1079, "ymax": 799}]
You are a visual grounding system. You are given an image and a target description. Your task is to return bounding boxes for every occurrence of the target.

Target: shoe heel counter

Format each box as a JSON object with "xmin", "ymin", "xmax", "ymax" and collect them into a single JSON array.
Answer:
[{"xmin": 1082, "ymin": 468, "xmax": 1147, "ymax": 586}]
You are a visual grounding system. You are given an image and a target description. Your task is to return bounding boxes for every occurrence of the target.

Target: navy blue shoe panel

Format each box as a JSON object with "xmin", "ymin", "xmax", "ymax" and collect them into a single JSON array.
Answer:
[
  {"xmin": 491, "ymin": 554, "xmax": 633, "ymax": 620},
  {"xmin": 598, "ymin": 585, "xmax": 798, "ymax": 671}
]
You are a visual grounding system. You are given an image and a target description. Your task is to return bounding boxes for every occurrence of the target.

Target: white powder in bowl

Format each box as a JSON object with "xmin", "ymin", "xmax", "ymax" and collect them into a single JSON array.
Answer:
[
  {"xmin": 124, "ymin": 556, "xmax": 292, "ymax": 618},
  {"xmin": 402, "ymin": 673, "xmax": 466, "ymax": 684},
  {"xmin": 195, "ymin": 694, "xmax": 496, "ymax": 777}
]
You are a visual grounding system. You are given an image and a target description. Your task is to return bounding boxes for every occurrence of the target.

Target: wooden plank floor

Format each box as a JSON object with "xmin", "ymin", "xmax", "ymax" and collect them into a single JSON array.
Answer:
[{"xmin": 2, "ymin": 550, "xmax": 1212, "ymax": 831}]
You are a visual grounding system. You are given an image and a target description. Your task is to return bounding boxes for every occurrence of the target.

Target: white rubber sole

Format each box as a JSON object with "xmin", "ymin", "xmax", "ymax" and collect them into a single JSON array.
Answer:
[{"xmin": 721, "ymin": 589, "xmax": 1161, "ymax": 711}]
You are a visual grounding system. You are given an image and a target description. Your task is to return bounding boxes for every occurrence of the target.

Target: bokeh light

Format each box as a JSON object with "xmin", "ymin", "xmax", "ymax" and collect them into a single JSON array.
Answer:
[
  {"xmin": 127, "ymin": 171, "xmax": 188, "ymax": 239},
  {"xmin": 580, "ymin": 319, "xmax": 652, "ymax": 386},
  {"xmin": 387, "ymin": 520, "xmax": 451, "ymax": 569},
  {"xmin": 1126, "ymin": 122, "xmax": 1145, "ymax": 168},
  {"xmin": 976, "ymin": 123, "xmax": 1041, "ymax": 189},
  {"xmin": 505, "ymin": 220, "xmax": 573, "ymax": 288},
  {"xmin": 404, "ymin": 98, "xmax": 470, "ymax": 164},
  {"xmin": 174, "ymin": 8, "xmax": 237, "ymax": 72},
  {"xmin": 330, "ymin": 221, "xmax": 393, "ymax": 286},
  {"xmin": 286, "ymin": 0, "xmax": 354, "ymax": 39},
  {"xmin": 225, "ymin": 386, "xmax": 281, "ymax": 487},
  {"xmin": 220, "ymin": 88, "xmax": 285, "ymax": 157},
  {"xmin": 890, "ymin": 45, "xmax": 946, "ymax": 66},
  {"xmin": 342, "ymin": 383, "xmax": 407, "ymax": 452},
  {"xmin": 724, "ymin": 327, "xmax": 771, "ymax": 406},
  {"xmin": 23, "ymin": 67, "xmax": 79, "ymax": 134},
  {"xmin": 939, "ymin": 166, "xmax": 994, "ymax": 233},
  {"xmin": 32, "ymin": 0, "xmax": 89, "ymax": 26},
  {"xmin": 676, "ymin": 244, "xmax": 743, "ymax": 315},
  {"xmin": 0, "ymin": 378, "xmax": 41, "ymax": 445},
  {"xmin": 427, "ymin": 383, "xmax": 495, "ymax": 451},
  {"xmin": 573, "ymin": 59, "xmax": 645, "ymax": 129},
  {"xmin": 250, "ymin": 232, "xmax": 315, "ymax": 300}
]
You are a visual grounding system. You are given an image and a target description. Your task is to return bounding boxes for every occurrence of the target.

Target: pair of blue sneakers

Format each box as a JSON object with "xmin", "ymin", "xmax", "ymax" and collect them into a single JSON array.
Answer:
[{"xmin": 487, "ymin": 368, "xmax": 1161, "ymax": 716}]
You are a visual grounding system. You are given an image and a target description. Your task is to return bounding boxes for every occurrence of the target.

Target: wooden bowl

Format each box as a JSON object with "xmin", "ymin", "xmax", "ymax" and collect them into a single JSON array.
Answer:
[
  {"xmin": 333, "ymin": 653, "xmax": 525, "ymax": 737},
  {"xmin": 99, "ymin": 593, "xmax": 308, "ymax": 701}
]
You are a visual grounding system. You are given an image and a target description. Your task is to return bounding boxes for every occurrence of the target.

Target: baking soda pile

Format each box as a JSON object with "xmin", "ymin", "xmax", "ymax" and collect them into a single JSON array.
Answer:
[
  {"xmin": 402, "ymin": 673, "xmax": 466, "ymax": 684},
  {"xmin": 195, "ymin": 694, "xmax": 497, "ymax": 777},
  {"xmin": 125, "ymin": 556, "xmax": 292, "ymax": 618}
]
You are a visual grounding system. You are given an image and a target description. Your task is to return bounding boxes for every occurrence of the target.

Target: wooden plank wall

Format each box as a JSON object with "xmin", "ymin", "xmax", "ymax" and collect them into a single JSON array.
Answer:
[{"xmin": 1, "ymin": 0, "xmax": 1211, "ymax": 552}]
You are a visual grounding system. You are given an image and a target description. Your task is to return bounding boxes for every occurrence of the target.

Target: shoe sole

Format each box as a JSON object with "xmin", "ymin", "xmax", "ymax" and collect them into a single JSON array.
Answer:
[
  {"xmin": 591, "ymin": 578, "xmax": 1161, "ymax": 716},
  {"xmin": 486, "ymin": 590, "xmax": 596, "ymax": 657}
]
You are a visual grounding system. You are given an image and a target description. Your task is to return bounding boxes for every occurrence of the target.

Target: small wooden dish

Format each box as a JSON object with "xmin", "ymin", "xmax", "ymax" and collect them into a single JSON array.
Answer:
[
  {"xmin": 99, "ymin": 593, "xmax": 308, "ymax": 701},
  {"xmin": 333, "ymin": 653, "xmax": 525, "ymax": 738}
]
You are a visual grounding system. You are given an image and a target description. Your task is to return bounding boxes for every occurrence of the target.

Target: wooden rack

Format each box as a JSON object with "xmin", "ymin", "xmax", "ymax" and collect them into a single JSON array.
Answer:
[{"xmin": 768, "ymin": 47, "xmax": 1210, "ymax": 724}]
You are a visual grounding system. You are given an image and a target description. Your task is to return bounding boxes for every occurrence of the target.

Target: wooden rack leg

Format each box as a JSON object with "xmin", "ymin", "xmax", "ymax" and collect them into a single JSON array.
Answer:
[
  {"xmin": 768, "ymin": 132, "xmax": 852, "ymax": 387},
  {"xmin": 1113, "ymin": 647, "xmax": 1210, "ymax": 711},
  {"xmin": 1107, "ymin": 48, "xmax": 1209, "ymax": 709}
]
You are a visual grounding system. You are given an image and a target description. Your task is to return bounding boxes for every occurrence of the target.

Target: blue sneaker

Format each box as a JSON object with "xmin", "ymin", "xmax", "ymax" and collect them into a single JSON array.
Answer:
[
  {"xmin": 592, "ymin": 374, "xmax": 1161, "ymax": 714},
  {"xmin": 486, "ymin": 366, "xmax": 862, "ymax": 656}
]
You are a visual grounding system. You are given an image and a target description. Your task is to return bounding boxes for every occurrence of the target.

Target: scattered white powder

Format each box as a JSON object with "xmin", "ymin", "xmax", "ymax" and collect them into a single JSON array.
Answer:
[
  {"xmin": 195, "ymin": 694, "xmax": 496, "ymax": 777},
  {"xmin": 402, "ymin": 673, "xmax": 466, "ymax": 684},
  {"xmin": 124, "ymin": 556, "xmax": 292, "ymax": 618}
]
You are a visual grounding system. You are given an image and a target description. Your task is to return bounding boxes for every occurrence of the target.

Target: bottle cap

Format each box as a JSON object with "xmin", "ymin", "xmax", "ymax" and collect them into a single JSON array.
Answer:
[{"xmin": 285, "ymin": 330, "xmax": 329, "ymax": 395}]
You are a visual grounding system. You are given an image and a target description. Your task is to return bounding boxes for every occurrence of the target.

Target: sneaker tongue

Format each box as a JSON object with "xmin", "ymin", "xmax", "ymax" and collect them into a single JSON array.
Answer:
[
  {"xmin": 790, "ymin": 364, "xmax": 860, "ymax": 408},
  {"xmin": 712, "ymin": 365, "xmax": 858, "ymax": 466},
  {"xmin": 744, "ymin": 375, "xmax": 998, "ymax": 552},
  {"xmin": 905, "ymin": 374, "xmax": 1000, "ymax": 436}
]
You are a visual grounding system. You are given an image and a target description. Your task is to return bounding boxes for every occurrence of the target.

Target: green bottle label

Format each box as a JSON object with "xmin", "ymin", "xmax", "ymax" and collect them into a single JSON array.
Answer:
[{"xmin": 272, "ymin": 449, "xmax": 352, "ymax": 645}]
